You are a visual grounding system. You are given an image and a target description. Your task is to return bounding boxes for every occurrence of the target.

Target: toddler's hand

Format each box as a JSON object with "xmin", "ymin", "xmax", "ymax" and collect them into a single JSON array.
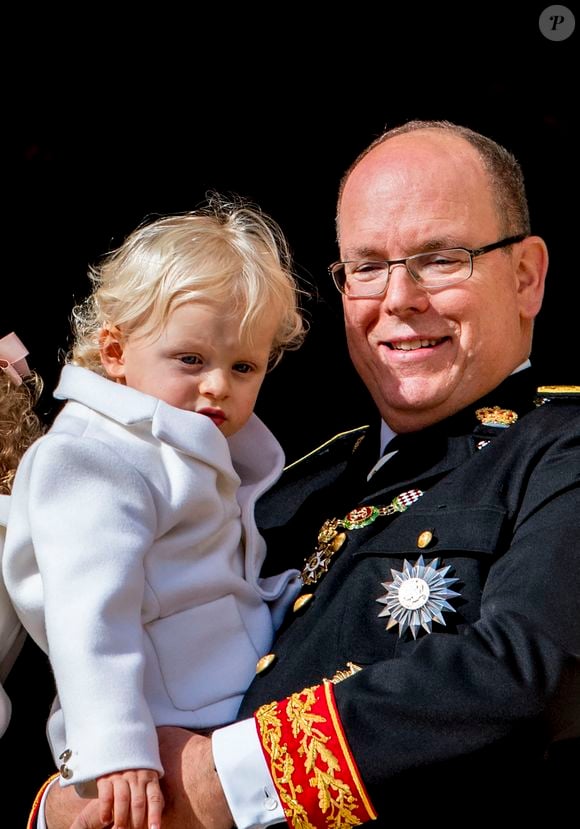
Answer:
[{"xmin": 96, "ymin": 768, "xmax": 163, "ymax": 829}]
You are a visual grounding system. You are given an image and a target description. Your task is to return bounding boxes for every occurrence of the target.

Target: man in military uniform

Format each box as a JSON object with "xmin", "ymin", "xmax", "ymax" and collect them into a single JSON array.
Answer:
[{"xmin": 48, "ymin": 121, "xmax": 579, "ymax": 829}]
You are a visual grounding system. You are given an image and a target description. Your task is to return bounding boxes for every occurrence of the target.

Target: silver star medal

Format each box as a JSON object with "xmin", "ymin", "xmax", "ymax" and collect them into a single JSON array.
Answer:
[{"xmin": 377, "ymin": 556, "xmax": 460, "ymax": 639}]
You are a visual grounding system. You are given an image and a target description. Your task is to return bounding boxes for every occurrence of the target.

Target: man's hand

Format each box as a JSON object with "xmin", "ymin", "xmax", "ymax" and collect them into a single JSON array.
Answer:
[
  {"xmin": 45, "ymin": 783, "xmax": 88, "ymax": 829},
  {"xmin": 156, "ymin": 727, "xmax": 233, "ymax": 829},
  {"xmin": 47, "ymin": 728, "xmax": 234, "ymax": 829}
]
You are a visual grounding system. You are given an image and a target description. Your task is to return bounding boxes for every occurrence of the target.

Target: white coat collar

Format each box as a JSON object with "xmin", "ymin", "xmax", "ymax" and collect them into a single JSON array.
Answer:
[{"xmin": 54, "ymin": 365, "xmax": 284, "ymax": 485}]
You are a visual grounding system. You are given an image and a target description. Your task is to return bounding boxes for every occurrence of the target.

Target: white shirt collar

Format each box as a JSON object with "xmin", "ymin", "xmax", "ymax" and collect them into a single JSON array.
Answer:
[{"xmin": 379, "ymin": 420, "xmax": 397, "ymax": 458}]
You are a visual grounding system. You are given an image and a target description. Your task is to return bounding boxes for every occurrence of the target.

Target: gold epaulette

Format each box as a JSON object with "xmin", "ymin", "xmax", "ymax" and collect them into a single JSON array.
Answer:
[
  {"xmin": 535, "ymin": 385, "xmax": 580, "ymax": 406},
  {"xmin": 283, "ymin": 425, "xmax": 369, "ymax": 471}
]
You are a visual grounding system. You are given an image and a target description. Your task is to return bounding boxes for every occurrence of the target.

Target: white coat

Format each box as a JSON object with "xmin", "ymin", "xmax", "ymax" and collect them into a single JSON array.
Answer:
[
  {"xmin": 3, "ymin": 365, "xmax": 300, "ymax": 793},
  {"xmin": 0, "ymin": 495, "xmax": 26, "ymax": 737}
]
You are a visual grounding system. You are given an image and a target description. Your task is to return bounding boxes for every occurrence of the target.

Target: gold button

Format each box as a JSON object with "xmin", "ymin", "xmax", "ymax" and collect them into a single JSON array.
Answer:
[
  {"xmin": 417, "ymin": 530, "xmax": 433, "ymax": 549},
  {"xmin": 331, "ymin": 532, "xmax": 347, "ymax": 552},
  {"xmin": 256, "ymin": 653, "xmax": 277, "ymax": 674},
  {"xmin": 293, "ymin": 593, "xmax": 314, "ymax": 613},
  {"xmin": 60, "ymin": 764, "xmax": 73, "ymax": 779},
  {"xmin": 59, "ymin": 749, "xmax": 72, "ymax": 762}
]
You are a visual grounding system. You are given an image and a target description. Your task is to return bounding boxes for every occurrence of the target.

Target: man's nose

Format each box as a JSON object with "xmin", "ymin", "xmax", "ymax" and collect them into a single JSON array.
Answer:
[{"xmin": 381, "ymin": 263, "xmax": 430, "ymax": 316}]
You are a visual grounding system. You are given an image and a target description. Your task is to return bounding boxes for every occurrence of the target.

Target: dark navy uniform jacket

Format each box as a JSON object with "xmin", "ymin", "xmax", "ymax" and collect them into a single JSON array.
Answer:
[{"xmin": 240, "ymin": 369, "xmax": 579, "ymax": 819}]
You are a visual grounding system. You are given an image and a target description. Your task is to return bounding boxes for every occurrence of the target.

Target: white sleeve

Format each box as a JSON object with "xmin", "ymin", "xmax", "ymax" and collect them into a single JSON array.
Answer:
[
  {"xmin": 7, "ymin": 435, "xmax": 162, "ymax": 792},
  {"xmin": 212, "ymin": 719, "xmax": 285, "ymax": 829}
]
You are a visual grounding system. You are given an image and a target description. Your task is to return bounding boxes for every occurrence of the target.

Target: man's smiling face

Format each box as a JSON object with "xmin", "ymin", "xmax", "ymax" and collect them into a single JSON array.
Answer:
[{"xmin": 338, "ymin": 129, "xmax": 546, "ymax": 432}]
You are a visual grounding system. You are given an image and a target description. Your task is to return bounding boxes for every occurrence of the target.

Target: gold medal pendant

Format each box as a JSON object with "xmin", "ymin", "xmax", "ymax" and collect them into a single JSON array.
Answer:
[{"xmin": 301, "ymin": 488, "xmax": 424, "ymax": 585}]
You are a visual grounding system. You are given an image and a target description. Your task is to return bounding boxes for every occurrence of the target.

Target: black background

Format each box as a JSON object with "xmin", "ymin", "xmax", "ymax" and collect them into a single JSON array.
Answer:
[
  {"xmin": 6, "ymin": 5, "xmax": 577, "ymax": 460},
  {"xmin": 1, "ymin": 3, "xmax": 578, "ymax": 822}
]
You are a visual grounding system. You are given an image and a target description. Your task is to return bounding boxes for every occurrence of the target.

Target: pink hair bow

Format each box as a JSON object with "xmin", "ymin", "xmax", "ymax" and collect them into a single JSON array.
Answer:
[{"xmin": 0, "ymin": 332, "xmax": 31, "ymax": 386}]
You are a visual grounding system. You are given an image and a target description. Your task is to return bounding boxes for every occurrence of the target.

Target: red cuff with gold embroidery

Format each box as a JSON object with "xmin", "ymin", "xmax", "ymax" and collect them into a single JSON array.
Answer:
[{"xmin": 254, "ymin": 681, "xmax": 377, "ymax": 829}]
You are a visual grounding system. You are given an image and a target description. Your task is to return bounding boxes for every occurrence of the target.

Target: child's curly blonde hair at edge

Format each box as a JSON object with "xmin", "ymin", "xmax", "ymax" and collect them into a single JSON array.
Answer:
[
  {"xmin": 0, "ymin": 372, "xmax": 44, "ymax": 495},
  {"xmin": 69, "ymin": 196, "xmax": 306, "ymax": 372}
]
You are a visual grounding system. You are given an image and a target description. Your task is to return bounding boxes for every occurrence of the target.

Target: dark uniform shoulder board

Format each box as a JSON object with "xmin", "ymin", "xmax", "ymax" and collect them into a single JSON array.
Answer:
[
  {"xmin": 284, "ymin": 425, "xmax": 369, "ymax": 472},
  {"xmin": 535, "ymin": 385, "xmax": 580, "ymax": 406}
]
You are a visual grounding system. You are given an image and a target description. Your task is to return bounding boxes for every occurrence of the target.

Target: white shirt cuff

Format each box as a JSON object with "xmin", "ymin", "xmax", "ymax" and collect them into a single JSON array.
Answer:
[{"xmin": 212, "ymin": 718, "xmax": 285, "ymax": 829}]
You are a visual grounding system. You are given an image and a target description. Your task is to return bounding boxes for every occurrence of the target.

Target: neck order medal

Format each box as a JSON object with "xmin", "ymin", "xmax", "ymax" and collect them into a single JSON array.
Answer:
[{"xmin": 301, "ymin": 488, "xmax": 424, "ymax": 585}]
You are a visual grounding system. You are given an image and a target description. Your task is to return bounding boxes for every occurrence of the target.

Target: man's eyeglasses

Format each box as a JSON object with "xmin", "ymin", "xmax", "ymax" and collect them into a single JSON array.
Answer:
[{"xmin": 329, "ymin": 234, "xmax": 528, "ymax": 298}]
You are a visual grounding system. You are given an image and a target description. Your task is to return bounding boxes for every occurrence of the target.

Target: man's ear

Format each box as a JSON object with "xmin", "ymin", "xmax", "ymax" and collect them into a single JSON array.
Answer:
[
  {"xmin": 99, "ymin": 327, "xmax": 126, "ymax": 381},
  {"xmin": 515, "ymin": 235, "xmax": 549, "ymax": 320}
]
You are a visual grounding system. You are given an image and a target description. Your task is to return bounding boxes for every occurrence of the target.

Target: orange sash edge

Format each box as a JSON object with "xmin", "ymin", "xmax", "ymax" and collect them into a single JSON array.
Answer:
[{"xmin": 26, "ymin": 773, "xmax": 60, "ymax": 829}]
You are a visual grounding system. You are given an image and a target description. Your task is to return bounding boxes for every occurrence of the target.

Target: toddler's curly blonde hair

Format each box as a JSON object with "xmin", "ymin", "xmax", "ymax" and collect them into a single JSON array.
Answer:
[
  {"xmin": 0, "ymin": 372, "xmax": 44, "ymax": 495},
  {"xmin": 70, "ymin": 195, "xmax": 306, "ymax": 373}
]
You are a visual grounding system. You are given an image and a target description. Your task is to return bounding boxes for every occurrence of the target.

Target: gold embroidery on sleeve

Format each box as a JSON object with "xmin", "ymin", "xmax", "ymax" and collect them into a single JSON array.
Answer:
[{"xmin": 256, "ymin": 685, "xmax": 369, "ymax": 829}]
